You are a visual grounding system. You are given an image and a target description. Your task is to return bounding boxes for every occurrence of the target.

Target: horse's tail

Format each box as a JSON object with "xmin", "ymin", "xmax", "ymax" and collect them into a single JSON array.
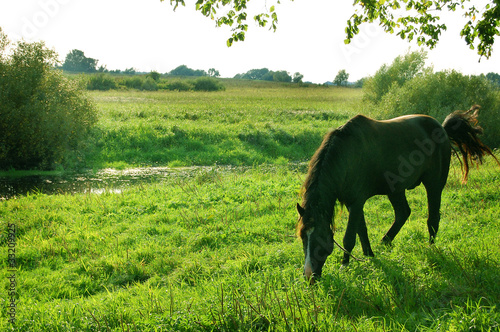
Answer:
[{"xmin": 442, "ymin": 105, "xmax": 499, "ymax": 182}]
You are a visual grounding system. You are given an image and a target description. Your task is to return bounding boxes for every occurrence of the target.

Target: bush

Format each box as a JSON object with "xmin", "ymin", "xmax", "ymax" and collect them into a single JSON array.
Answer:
[
  {"xmin": 141, "ymin": 77, "xmax": 158, "ymax": 91},
  {"xmin": 165, "ymin": 80, "xmax": 193, "ymax": 91},
  {"xmin": 377, "ymin": 70, "xmax": 500, "ymax": 147},
  {"xmin": 123, "ymin": 76, "xmax": 144, "ymax": 90},
  {"xmin": 147, "ymin": 70, "xmax": 161, "ymax": 81},
  {"xmin": 363, "ymin": 50, "xmax": 427, "ymax": 103},
  {"xmin": 0, "ymin": 29, "xmax": 97, "ymax": 170},
  {"xmin": 193, "ymin": 77, "xmax": 225, "ymax": 91},
  {"xmin": 87, "ymin": 73, "xmax": 117, "ymax": 91},
  {"xmin": 122, "ymin": 76, "xmax": 158, "ymax": 91}
]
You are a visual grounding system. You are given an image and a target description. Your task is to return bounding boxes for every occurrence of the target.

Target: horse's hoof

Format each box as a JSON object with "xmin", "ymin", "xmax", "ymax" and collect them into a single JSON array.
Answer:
[
  {"xmin": 366, "ymin": 252, "xmax": 375, "ymax": 258},
  {"xmin": 382, "ymin": 237, "xmax": 393, "ymax": 247}
]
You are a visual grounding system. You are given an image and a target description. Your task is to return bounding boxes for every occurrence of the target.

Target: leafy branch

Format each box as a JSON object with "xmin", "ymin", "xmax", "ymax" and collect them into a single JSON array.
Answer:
[
  {"xmin": 163, "ymin": 0, "xmax": 286, "ymax": 46},
  {"xmin": 345, "ymin": 0, "xmax": 500, "ymax": 59}
]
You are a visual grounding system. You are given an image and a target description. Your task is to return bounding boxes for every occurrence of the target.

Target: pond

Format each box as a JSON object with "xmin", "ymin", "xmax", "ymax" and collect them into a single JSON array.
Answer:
[
  {"xmin": 0, "ymin": 164, "xmax": 308, "ymax": 200},
  {"xmin": 0, "ymin": 167, "xmax": 217, "ymax": 200}
]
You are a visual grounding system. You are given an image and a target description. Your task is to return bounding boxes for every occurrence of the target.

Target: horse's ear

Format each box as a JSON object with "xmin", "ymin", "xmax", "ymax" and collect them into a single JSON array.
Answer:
[{"xmin": 297, "ymin": 203, "xmax": 305, "ymax": 217}]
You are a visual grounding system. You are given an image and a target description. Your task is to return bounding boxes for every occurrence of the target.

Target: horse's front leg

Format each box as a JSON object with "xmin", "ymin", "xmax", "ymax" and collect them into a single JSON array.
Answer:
[
  {"xmin": 358, "ymin": 214, "xmax": 374, "ymax": 257},
  {"xmin": 342, "ymin": 203, "xmax": 369, "ymax": 265}
]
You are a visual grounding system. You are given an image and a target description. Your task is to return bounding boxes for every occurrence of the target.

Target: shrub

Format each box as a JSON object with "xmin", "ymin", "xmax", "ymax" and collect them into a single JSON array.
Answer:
[
  {"xmin": 122, "ymin": 76, "xmax": 158, "ymax": 91},
  {"xmin": 377, "ymin": 70, "xmax": 500, "ymax": 147},
  {"xmin": 193, "ymin": 77, "xmax": 225, "ymax": 91},
  {"xmin": 141, "ymin": 77, "xmax": 158, "ymax": 91},
  {"xmin": 166, "ymin": 80, "xmax": 193, "ymax": 91},
  {"xmin": 147, "ymin": 70, "xmax": 161, "ymax": 81},
  {"xmin": 0, "ymin": 29, "xmax": 97, "ymax": 170},
  {"xmin": 123, "ymin": 76, "xmax": 144, "ymax": 90},
  {"xmin": 363, "ymin": 49, "xmax": 427, "ymax": 104},
  {"xmin": 87, "ymin": 73, "xmax": 117, "ymax": 91}
]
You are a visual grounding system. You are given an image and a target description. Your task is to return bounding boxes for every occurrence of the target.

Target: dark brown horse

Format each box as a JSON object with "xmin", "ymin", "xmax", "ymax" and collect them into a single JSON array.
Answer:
[{"xmin": 296, "ymin": 106, "xmax": 498, "ymax": 283}]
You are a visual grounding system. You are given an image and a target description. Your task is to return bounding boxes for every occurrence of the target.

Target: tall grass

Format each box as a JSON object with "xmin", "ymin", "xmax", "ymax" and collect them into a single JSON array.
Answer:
[
  {"xmin": 1, "ymin": 82, "xmax": 499, "ymax": 331},
  {"xmin": 1, "ymin": 158, "xmax": 499, "ymax": 331},
  {"xmin": 82, "ymin": 83, "xmax": 364, "ymax": 169}
]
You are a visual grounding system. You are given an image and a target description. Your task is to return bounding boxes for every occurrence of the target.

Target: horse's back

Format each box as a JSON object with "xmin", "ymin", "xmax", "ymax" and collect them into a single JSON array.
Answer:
[
  {"xmin": 380, "ymin": 114, "xmax": 443, "ymax": 134},
  {"xmin": 342, "ymin": 114, "xmax": 451, "ymax": 199},
  {"xmin": 345, "ymin": 114, "xmax": 445, "ymax": 139}
]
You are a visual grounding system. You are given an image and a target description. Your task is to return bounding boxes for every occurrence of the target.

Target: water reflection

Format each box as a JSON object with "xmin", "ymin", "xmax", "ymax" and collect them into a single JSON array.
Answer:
[
  {"xmin": 0, "ymin": 167, "xmax": 211, "ymax": 200},
  {"xmin": 0, "ymin": 164, "xmax": 308, "ymax": 200}
]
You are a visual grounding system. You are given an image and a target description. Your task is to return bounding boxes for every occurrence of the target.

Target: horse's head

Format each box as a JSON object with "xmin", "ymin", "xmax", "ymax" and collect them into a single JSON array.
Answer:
[{"xmin": 296, "ymin": 203, "xmax": 334, "ymax": 284}]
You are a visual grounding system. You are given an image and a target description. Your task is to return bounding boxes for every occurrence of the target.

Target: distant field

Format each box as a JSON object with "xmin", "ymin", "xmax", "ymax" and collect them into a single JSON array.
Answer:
[
  {"xmin": 84, "ymin": 81, "xmax": 365, "ymax": 169},
  {"xmin": 1, "ymin": 82, "xmax": 499, "ymax": 331}
]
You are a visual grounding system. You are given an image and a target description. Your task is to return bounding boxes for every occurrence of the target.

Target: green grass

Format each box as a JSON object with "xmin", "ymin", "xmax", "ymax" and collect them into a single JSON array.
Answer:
[
  {"xmin": 1, "ymin": 159, "xmax": 500, "ymax": 331},
  {"xmin": 1, "ymin": 82, "xmax": 500, "ymax": 331},
  {"xmin": 82, "ymin": 82, "xmax": 365, "ymax": 168}
]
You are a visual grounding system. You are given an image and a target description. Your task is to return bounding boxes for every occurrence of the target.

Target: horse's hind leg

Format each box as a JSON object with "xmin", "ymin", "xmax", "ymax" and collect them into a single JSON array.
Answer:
[
  {"xmin": 425, "ymin": 185, "xmax": 443, "ymax": 244},
  {"xmin": 382, "ymin": 191, "xmax": 411, "ymax": 245}
]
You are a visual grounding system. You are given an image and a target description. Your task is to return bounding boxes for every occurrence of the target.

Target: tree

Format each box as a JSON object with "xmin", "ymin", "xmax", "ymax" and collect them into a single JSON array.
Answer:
[
  {"xmin": 345, "ymin": 0, "xmax": 500, "ymax": 59},
  {"xmin": 293, "ymin": 72, "xmax": 304, "ymax": 83},
  {"xmin": 237, "ymin": 68, "xmax": 270, "ymax": 80},
  {"xmin": 486, "ymin": 72, "xmax": 500, "ymax": 87},
  {"xmin": 0, "ymin": 28, "xmax": 97, "ymax": 170},
  {"xmin": 273, "ymin": 70, "xmax": 292, "ymax": 82},
  {"xmin": 333, "ymin": 69, "xmax": 349, "ymax": 87},
  {"xmin": 148, "ymin": 70, "xmax": 161, "ymax": 81},
  {"xmin": 208, "ymin": 68, "xmax": 220, "ymax": 77},
  {"xmin": 363, "ymin": 50, "xmax": 428, "ymax": 103},
  {"xmin": 164, "ymin": 0, "xmax": 500, "ymax": 59},
  {"xmin": 234, "ymin": 68, "xmax": 295, "ymax": 82},
  {"xmin": 169, "ymin": 65, "xmax": 206, "ymax": 76},
  {"xmin": 164, "ymin": 0, "xmax": 281, "ymax": 46},
  {"xmin": 62, "ymin": 49, "xmax": 98, "ymax": 73},
  {"xmin": 124, "ymin": 67, "xmax": 137, "ymax": 75}
]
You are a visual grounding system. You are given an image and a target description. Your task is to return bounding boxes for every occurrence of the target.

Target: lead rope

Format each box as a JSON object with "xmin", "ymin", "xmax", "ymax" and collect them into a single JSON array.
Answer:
[{"xmin": 332, "ymin": 238, "xmax": 364, "ymax": 262}]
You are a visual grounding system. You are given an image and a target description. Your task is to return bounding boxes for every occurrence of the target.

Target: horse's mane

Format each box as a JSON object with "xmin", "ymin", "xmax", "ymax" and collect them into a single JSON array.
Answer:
[
  {"xmin": 297, "ymin": 115, "xmax": 369, "ymax": 235},
  {"xmin": 301, "ymin": 129, "xmax": 340, "ymax": 209}
]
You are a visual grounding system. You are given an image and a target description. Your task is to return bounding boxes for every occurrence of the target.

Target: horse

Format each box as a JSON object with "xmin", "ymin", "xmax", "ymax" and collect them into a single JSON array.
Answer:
[{"xmin": 296, "ymin": 105, "xmax": 499, "ymax": 283}]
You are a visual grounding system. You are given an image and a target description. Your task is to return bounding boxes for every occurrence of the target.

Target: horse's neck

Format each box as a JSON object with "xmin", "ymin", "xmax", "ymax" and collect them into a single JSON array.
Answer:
[{"xmin": 307, "ymin": 182, "xmax": 337, "ymax": 221}]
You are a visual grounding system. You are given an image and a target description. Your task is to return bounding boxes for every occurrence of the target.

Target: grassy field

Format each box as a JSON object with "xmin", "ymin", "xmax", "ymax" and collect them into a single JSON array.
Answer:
[
  {"xmin": 1, "ymin": 81, "xmax": 500, "ymax": 331},
  {"xmin": 83, "ymin": 80, "xmax": 365, "ymax": 169}
]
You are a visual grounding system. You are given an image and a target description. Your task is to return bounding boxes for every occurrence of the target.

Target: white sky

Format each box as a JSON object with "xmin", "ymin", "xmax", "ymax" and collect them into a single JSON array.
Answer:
[{"xmin": 1, "ymin": 0, "xmax": 499, "ymax": 83}]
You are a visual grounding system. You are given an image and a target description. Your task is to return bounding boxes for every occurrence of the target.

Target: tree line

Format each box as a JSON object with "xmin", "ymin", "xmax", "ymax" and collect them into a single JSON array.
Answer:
[
  {"xmin": 61, "ymin": 49, "xmax": 357, "ymax": 86},
  {"xmin": 233, "ymin": 68, "xmax": 304, "ymax": 83},
  {"xmin": 61, "ymin": 49, "xmax": 221, "ymax": 77},
  {"xmin": 57, "ymin": 48, "xmax": 500, "ymax": 91}
]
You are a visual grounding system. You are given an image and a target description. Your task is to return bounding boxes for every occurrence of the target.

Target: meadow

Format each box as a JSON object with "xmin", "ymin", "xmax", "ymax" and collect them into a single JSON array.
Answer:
[
  {"xmin": 1, "ymin": 81, "xmax": 500, "ymax": 331},
  {"xmin": 82, "ymin": 80, "xmax": 365, "ymax": 169}
]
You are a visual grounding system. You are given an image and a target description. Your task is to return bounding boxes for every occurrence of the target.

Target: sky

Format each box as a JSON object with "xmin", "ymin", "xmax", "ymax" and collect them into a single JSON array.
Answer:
[{"xmin": 1, "ymin": 0, "xmax": 499, "ymax": 83}]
